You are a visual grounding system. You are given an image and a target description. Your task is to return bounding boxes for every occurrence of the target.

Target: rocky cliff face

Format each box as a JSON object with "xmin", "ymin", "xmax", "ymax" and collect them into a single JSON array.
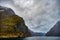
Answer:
[
  {"xmin": 46, "ymin": 21, "xmax": 60, "ymax": 36},
  {"xmin": 0, "ymin": 6, "xmax": 31, "ymax": 38}
]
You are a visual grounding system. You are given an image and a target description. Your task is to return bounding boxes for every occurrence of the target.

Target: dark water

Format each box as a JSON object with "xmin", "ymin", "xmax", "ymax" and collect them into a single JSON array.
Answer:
[{"xmin": 0, "ymin": 36, "xmax": 60, "ymax": 40}]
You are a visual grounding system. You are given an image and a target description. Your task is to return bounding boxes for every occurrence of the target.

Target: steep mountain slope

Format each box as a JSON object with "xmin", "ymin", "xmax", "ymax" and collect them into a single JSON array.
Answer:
[
  {"xmin": 46, "ymin": 21, "xmax": 60, "ymax": 36},
  {"xmin": 0, "ymin": 6, "xmax": 31, "ymax": 38}
]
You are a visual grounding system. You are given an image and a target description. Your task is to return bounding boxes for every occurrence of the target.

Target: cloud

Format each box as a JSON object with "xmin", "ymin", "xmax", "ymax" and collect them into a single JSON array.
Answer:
[{"xmin": 0, "ymin": 0, "xmax": 60, "ymax": 33}]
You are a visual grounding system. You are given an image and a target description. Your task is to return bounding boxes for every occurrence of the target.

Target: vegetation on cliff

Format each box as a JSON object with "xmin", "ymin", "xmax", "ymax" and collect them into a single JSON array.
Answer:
[{"xmin": 0, "ymin": 6, "xmax": 31, "ymax": 38}]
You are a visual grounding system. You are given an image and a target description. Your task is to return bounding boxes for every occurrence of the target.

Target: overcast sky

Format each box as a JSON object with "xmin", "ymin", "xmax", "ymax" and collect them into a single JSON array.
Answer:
[{"xmin": 0, "ymin": 0, "xmax": 60, "ymax": 33}]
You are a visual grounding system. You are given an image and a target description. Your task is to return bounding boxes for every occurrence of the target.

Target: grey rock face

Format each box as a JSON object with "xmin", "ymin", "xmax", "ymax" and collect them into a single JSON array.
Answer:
[
  {"xmin": 46, "ymin": 21, "xmax": 60, "ymax": 36},
  {"xmin": 0, "ymin": 6, "xmax": 15, "ymax": 20}
]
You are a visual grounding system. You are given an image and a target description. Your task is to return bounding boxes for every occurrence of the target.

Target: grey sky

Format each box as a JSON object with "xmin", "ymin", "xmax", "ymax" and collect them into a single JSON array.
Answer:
[{"xmin": 0, "ymin": 0, "xmax": 60, "ymax": 33}]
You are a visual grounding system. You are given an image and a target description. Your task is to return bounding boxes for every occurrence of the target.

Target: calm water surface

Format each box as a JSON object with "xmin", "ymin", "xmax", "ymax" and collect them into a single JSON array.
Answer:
[
  {"xmin": 0, "ymin": 36, "xmax": 60, "ymax": 40},
  {"xmin": 23, "ymin": 36, "xmax": 60, "ymax": 40}
]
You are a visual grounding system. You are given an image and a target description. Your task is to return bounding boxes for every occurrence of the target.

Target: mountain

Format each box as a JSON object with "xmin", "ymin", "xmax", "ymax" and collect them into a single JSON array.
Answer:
[
  {"xmin": 46, "ymin": 21, "xmax": 60, "ymax": 36},
  {"xmin": 31, "ymin": 32, "xmax": 45, "ymax": 36},
  {"xmin": 0, "ymin": 6, "xmax": 31, "ymax": 38},
  {"xmin": 29, "ymin": 30, "xmax": 45, "ymax": 36}
]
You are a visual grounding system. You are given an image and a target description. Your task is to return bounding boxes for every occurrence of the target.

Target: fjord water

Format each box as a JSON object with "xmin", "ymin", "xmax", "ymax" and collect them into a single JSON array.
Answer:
[
  {"xmin": 23, "ymin": 36, "xmax": 60, "ymax": 40},
  {"xmin": 0, "ymin": 37, "xmax": 60, "ymax": 40}
]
